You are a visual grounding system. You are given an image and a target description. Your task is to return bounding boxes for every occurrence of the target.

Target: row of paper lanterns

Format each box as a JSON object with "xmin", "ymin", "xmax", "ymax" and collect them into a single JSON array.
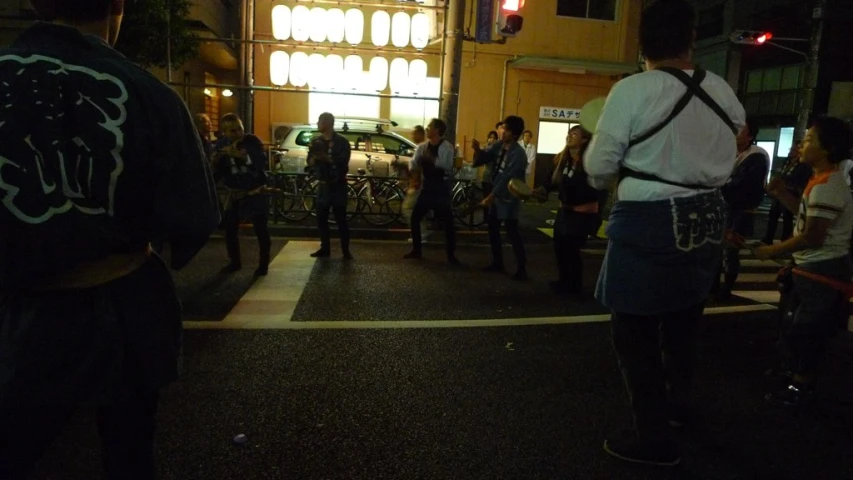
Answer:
[
  {"xmin": 271, "ymin": 5, "xmax": 431, "ymax": 49},
  {"xmin": 270, "ymin": 52, "xmax": 430, "ymax": 94}
]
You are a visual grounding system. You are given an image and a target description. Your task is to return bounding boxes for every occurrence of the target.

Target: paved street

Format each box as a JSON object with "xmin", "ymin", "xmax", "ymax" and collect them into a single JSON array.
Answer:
[{"xmin": 29, "ymin": 226, "xmax": 853, "ymax": 480}]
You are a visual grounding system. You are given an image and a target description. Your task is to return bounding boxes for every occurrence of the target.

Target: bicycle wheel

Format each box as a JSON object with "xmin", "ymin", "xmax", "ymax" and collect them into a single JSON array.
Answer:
[
  {"xmin": 453, "ymin": 184, "xmax": 486, "ymax": 227},
  {"xmin": 283, "ymin": 176, "xmax": 312, "ymax": 222},
  {"xmin": 377, "ymin": 186, "xmax": 405, "ymax": 227},
  {"xmin": 358, "ymin": 183, "xmax": 386, "ymax": 227}
]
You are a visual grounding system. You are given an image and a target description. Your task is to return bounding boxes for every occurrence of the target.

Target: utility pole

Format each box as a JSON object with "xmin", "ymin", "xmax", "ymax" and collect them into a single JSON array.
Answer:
[
  {"xmin": 440, "ymin": 0, "xmax": 465, "ymax": 146},
  {"xmin": 795, "ymin": 0, "xmax": 827, "ymax": 142}
]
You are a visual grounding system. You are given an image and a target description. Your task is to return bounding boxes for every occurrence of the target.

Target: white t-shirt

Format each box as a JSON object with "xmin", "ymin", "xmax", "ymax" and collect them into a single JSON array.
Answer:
[
  {"xmin": 410, "ymin": 140, "xmax": 455, "ymax": 176},
  {"xmin": 520, "ymin": 141, "xmax": 537, "ymax": 174},
  {"xmin": 792, "ymin": 169, "xmax": 853, "ymax": 265},
  {"xmin": 584, "ymin": 69, "xmax": 747, "ymax": 201}
]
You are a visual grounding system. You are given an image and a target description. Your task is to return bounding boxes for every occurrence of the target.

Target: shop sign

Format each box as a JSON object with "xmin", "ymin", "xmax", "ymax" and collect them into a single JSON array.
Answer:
[{"xmin": 539, "ymin": 106, "xmax": 581, "ymax": 120}]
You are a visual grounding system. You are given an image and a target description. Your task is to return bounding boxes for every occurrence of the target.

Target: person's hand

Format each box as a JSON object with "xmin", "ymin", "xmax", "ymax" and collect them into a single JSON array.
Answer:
[
  {"xmin": 754, "ymin": 245, "xmax": 775, "ymax": 260},
  {"xmin": 766, "ymin": 177, "xmax": 786, "ymax": 198},
  {"xmin": 471, "ymin": 139, "xmax": 481, "ymax": 152},
  {"xmin": 480, "ymin": 194, "xmax": 494, "ymax": 207}
]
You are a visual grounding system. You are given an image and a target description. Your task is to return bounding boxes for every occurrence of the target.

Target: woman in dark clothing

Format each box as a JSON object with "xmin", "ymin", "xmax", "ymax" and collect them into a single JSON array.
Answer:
[{"xmin": 535, "ymin": 125, "xmax": 601, "ymax": 295}]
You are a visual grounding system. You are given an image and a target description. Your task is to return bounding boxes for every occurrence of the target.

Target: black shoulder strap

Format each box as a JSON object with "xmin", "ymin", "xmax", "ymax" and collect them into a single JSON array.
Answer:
[
  {"xmin": 627, "ymin": 69, "xmax": 705, "ymax": 148},
  {"xmin": 657, "ymin": 67, "xmax": 737, "ymax": 135}
]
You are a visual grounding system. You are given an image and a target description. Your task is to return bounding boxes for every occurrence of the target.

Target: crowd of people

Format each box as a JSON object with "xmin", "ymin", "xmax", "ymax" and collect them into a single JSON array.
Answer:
[{"xmin": 3, "ymin": 0, "xmax": 853, "ymax": 478}]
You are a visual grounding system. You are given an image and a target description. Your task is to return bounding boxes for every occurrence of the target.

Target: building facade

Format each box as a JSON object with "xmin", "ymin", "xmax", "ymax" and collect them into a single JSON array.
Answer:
[
  {"xmin": 253, "ymin": 0, "xmax": 641, "ymax": 164},
  {"xmin": 688, "ymin": 0, "xmax": 853, "ymax": 171}
]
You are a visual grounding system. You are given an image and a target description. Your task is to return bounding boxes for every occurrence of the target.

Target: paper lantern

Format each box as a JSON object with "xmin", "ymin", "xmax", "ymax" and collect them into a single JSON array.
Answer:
[
  {"xmin": 325, "ymin": 55, "xmax": 344, "ymax": 90},
  {"xmin": 410, "ymin": 13, "xmax": 430, "ymax": 49},
  {"xmin": 345, "ymin": 9, "xmax": 364, "ymax": 45},
  {"xmin": 369, "ymin": 57, "xmax": 389, "ymax": 92},
  {"xmin": 389, "ymin": 57, "xmax": 409, "ymax": 93},
  {"xmin": 307, "ymin": 53, "xmax": 327, "ymax": 89},
  {"xmin": 408, "ymin": 58, "xmax": 427, "ymax": 93},
  {"xmin": 291, "ymin": 6, "xmax": 311, "ymax": 42},
  {"xmin": 344, "ymin": 55, "xmax": 364, "ymax": 80},
  {"xmin": 391, "ymin": 12, "xmax": 411, "ymax": 48},
  {"xmin": 270, "ymin": 51, "xmax": 290, "ymax": 86},
  {"xmin": 326, "ymin": 8, "xmax": 346, "ymax": 44},
  {"xmin": 371, "ymin": 11, "xmax": 391, "ymax": 47},
  {"xmin": 289, "ymin": 51, "xmax": 309, "ymax": 87},
  {"xmin": 309, "ymin": 8, "xmax": 327, "ymax": 43},
  {"xmin": 271, "ymin": 5, "xmax": 292, "ymax": 41}
]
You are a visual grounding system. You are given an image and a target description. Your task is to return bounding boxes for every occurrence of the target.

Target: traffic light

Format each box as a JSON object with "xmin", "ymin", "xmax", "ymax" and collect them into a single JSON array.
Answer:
[
  {"xmin": 497, "ymin": 0, "xmax": 525, "ymax": 37},
  {"xmin": 730, "ymin": 30, "xmax": 773, "ymax": 45}
]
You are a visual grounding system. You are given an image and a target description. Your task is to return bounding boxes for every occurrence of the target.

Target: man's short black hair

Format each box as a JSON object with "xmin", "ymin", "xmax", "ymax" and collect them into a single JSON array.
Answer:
[
  {"xmin": 487, "ymin": 130, "xmax": 498, "ymax": 139},
  {"xmin": 503, "ymin": 116, "xmax": 524, "ymax": 138},
  {"xmin": 221, "ymin": 113, "xmax": 243, "ymax": 125},
  {"xmin": 522, "ymin": 130, "xmax": 533, "ymax": 136},
  {"xmin": 640, "ymin": 0, "xmax": 696, "ymax": 62},
  {"xmin": 428, "ymin": 118, "xmax": 447, "ymax": 137},
  {"xmin": 30, "ymin": 0, "xmax": 114, "ymax": 22},
  {"xmin": 495, "ymin": 121, "xmax": 505, "ymax": 129},
  {"xmin": 811, "ymin": 116, "xmax": 853, "ymax": 164},
  {"xmin": 744, "ymin": 118, "xmax": 759, "ymax": 142},
  {"xmin": 413, "ymin": 125, "xmax": 425, "ymax": 134}
]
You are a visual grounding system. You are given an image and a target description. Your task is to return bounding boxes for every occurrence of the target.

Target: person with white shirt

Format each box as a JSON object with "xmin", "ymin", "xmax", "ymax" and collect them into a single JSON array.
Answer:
[
  {"xmin": 839, "ymin": 157, "xmax": 853, "ymax": 187},
  {"xmin": 403, "ymin": 118, "xmax": 460, "ymax": 264},
  {"xmin": 583, "ymin": 0, "xmax": 746, "ymax": 466},
  {"xmin": 520, "ymin": 130, "xmax": 537, "ymax": 185},
  {"xmin": 756, "ymin": 117, "xmax": 853, "ymax": 407}
]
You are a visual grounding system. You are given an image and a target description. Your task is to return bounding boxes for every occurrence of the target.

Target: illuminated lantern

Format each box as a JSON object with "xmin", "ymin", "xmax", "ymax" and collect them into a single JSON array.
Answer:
[
  {"xmin": 369, "ymin": 57, "xmax": 389, "ymax": 92},
  {"xmin": 391, "ymin": 12, "xmax": 411, "ymax": 48},
  {"xmin": 345, "ymin": 9, "xmax": 364, "ymax": 45},
  {"xmin": 271, "ymin": 5, "xmax": 292, "ymax": 41},
  {"xmin": 270, "ymin": 51, "xmax": 290, "ymax": 86},
  {"xmin": 389, "ymin": 57, "xmax": 409, "ymax": 93},
  {"xmin": 309, "ymin": 8, "xmax": 327, "ymax": 43},
  {"xmin": 326, "ymin": 8, "xmax": 346, "ymax": 44},
  {"xmin": 291, "ymin": 6, "xmax": 311, "ymax": 42},
  {"xmin": 344, "ymin": 55, "xmax": 364, "ymax": 78},
  {"xmin": 408, "ymin": 58, "xmax": 427, "ymax": 93},
  {"xmin": 371, "ymin": 11, "xmax": 391, "ymax": 47},
  {"xmin": 307, "ymin": 53, "xmax": 327, "ymax": 89},
  {"xmin": 289, "ymin": 51, "xmax": 309, "ymax": 87},
  {"xmin": 325, "ymin": 55, "xmax": 344, "ymax": 90},
  {"xmin": 410, "ymin": 12, "xmax": 430, "ymax": 50}
]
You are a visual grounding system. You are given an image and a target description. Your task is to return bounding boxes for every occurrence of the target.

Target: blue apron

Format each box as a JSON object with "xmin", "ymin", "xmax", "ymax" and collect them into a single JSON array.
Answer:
[{"xmin": 596, "ymin": 191, "xmax": 726, "ymax": 315}]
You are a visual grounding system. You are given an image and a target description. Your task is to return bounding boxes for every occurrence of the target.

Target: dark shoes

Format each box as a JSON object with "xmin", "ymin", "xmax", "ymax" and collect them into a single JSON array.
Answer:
[
  {"xmin": 482, "ymin": 263, "xmax": 505, "ymax": 273},
  {"xmin": 512, "ymin": 268, "xmax": 528, "ymax": 281},
  {"xmin": 766, "ymin": 382, "xmax": 815, "ymax": 407},
  {"xmin": 219, "ymin": 263, "xmax": 242, "ymax": 274},
  {"xmin": 343, "ymin": 251, "xmax": 354, "ymax": 260},
  {"xmin": 603, "ymin": 438, "xmax": 681, "ymax": 467},
  {"xmin": 447, "ymin": 256, "xmax": 462, "ymax": 266},
  {"xmin": 254, "ymin": 265, "xmax": 268, "ymax": 277},
  {"xmin": 549, "ymin": 281, "xmax": 581, "ymax": 295},
  {"xmin": 310, "ymin": 249, "xmax": 331, "ymax": 258}
]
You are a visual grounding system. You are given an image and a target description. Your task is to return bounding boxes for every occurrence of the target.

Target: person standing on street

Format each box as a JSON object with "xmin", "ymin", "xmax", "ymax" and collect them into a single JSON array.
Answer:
[
  {"xmin": 756, "ymin": 117, "xmax": 853, "ymax": 407},
  {"xmin": 479, "ymin": 122, "xmax": 505, "ymax": 217},
  {"xmin": 309, "ymin": 112, "xmax": 353, "ymax": 259},
  {"xmin": 534, "ymin": 126, "xmax": 600, "ymax": 295},
  {"xmin": 404, "ymin": 125, "xmax": 431, "ymax": 244},
  {"xmin": 404, "ymin": 118, "xmax": 460, "ymax": 264},
  {"xmin": 195, "ymin": 113, "xmax": 214, "ymax": 160},
  {"xmin": 584, "ymin": 0, "xmax": 745, "ymax": 466},
  {"xmin": 521, "ymin": 129, "xmax": 537, "ymax": 186},
  {"xmin": 0, "ymin": 1, "xmax": 220, "ymax": 478},
  {"xmin": 712, "ymin": 118, "xmax": 770, "ymax": 300},
  {"xmin": 762, "ymin": 142, "xmax": 811, "ymax": 244},
  {"xmin": 213, "ymin": 113, "xmax": 272, "ymax": 276},
  {"xmin": 473, "ymin": 116, "xmax": 530, "ymax": 280}
]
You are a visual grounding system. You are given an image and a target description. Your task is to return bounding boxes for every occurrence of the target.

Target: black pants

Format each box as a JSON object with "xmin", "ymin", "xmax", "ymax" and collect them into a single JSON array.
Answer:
[
  {"xmin": 481, "ymin": 182, "xmax": 493, "ymax": 219},
  {"xmin": 411, "ymin": 203, "xmax": 456, "ymax": 257},
  {"xmin": 712, "ymin": 246, "xmax": 741, "ymax": 294},
  {"xmin": 611, "ymin": 302, "xmax": 704, "ymax": 443},
  {"xmin": 0, "ymin": 390, "xmax": 160, "ymax": 480},
  {"xmin": 224, "ymin": 202, "xmax": 271, "ymax": 267},
  {"xmin": 487, "ymin": 214, "xmax": 526, "ymax": 268},
  {"xmin": 764, "ymin": 199, "xmax": 794, "ymax": 243},
  {"xmin": 554, "ymin": 234, "xmax": 586, "ymax": 291},
  {"xmin": 317, "ymin": 204, "xmax": 350, "ymax": 253}
]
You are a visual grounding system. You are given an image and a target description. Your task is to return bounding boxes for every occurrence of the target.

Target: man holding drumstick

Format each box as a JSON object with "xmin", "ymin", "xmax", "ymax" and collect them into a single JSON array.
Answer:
[{"xmin": 472, "ymin": 115, "xmax": 529, "ymax": 280}]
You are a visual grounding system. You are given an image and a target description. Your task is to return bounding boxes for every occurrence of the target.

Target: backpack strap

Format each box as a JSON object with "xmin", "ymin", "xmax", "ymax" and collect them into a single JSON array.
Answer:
[
  {"xmin": 657, "ymin": 66, "xmax": 737, "ymax": 135},
  {"xmin": 627, "ymin": 69, "xmax": 705, "ymax": 148}
]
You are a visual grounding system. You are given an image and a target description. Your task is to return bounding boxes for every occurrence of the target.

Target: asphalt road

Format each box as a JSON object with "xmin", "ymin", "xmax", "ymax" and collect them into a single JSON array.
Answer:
[{"xmin": 27, "ymin": 217, "xmax": 853, "ymax": 480}]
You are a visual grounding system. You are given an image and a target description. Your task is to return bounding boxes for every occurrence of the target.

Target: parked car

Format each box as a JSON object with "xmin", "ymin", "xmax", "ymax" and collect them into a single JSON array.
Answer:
[{"xmin": 271, "ymin": 117, "xmax": 417, "ymax": 177}]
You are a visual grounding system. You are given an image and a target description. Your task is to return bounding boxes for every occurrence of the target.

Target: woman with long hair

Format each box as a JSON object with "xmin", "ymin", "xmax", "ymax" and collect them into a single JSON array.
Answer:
[{"xmin": 535, "ymin": 125, "xmax": 601, "ymax": 295}]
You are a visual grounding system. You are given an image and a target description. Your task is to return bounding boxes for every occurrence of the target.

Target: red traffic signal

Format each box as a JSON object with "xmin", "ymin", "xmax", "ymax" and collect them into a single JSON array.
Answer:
[
  {"xmin": 501, "ymin": 0, "xmax": 525, "ymax": 12},
  {"xmin": 730, "ymin": 30, "xmax": 774, "ymax": 45}
]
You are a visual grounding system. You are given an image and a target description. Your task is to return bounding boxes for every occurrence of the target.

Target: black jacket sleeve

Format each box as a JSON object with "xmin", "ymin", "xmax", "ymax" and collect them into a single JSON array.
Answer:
[{"xmin": 722, "ymin": 153, "xmax": 768, "ymax": 210}]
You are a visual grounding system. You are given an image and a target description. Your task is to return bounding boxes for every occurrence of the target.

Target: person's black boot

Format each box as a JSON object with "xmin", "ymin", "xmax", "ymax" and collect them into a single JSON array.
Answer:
[
  {"xmin": 310, "ymin": 249, "xmax": 331, "ymax": 258},
  {"xmin": 219, "ymin": 262, "xmax": 242, "ymax": 274}
]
